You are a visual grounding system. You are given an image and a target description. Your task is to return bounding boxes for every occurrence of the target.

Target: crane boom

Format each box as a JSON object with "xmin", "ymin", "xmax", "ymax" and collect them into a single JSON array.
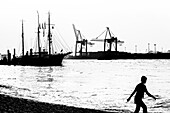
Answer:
[
  {"xmin": 72, "ymin": 24, "xmax": 79, "ymax": 41},
  {"xmin": 91, "ymin": 39, "xmax": 104, "ymax": 41}
]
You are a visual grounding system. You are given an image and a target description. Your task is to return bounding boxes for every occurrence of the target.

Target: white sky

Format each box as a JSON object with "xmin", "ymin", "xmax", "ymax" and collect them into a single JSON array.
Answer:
[{"xmin": 0, "ymin": 0, "xmax": 170, "ymax": 55}]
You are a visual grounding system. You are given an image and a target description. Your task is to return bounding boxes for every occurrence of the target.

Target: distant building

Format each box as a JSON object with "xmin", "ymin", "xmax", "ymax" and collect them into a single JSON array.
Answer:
[{"xmin": 0, "ymin": 54, "xmax": 7, "ymax": 60}]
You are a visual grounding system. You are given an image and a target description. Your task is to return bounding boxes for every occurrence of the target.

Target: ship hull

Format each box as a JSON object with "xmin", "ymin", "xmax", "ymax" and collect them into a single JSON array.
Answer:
[
  {"xmin": 0, "ymin": 51, "xmax": 72, "ymax": 66},
  {"xmin": 12, "ymin": 54, "xmax": 66, "ymax": 66},
  {"xmin": 67, "ymin": 51, "xmax": 170, "ymax": 60}
]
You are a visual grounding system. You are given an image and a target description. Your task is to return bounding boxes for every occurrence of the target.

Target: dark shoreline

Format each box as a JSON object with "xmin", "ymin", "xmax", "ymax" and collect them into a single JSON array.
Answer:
[{"xmin": 0, "ymin": 94, "xmax": 117, "ymax": 113}]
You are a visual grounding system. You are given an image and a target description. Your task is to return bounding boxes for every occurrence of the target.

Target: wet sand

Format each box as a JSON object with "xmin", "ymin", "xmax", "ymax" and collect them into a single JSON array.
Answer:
[{"xmin": 0, "ymin": 94, "xmax": 116, "ymax": 113}]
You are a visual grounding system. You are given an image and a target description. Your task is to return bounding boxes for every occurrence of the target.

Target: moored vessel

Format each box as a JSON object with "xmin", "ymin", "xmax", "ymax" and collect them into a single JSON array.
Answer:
[{"xmin": 0, "ymin": 12, "xmax": 71, "ymax": 66}]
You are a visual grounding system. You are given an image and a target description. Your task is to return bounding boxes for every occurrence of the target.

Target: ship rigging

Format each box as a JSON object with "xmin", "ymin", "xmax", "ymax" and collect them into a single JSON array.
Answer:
[{"xmin": 0, "ymin": 12, "xmax": 72, "ymax": 66}]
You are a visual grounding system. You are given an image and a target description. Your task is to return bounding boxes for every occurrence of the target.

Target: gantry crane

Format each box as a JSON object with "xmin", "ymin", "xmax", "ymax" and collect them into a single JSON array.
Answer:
[
  {"xmin": 73, "ymin": 24, "xmax": 88, "ymax": 56},
  {"xmin": 91, "ymin": 27, "xmax": 124, "ymax": 52}
]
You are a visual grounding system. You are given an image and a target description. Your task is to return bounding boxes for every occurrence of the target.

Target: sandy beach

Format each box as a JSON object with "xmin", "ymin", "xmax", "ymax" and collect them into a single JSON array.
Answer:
[{"xmin": 0, "ymin": 94, "xmax": 117, "ymax": 113}]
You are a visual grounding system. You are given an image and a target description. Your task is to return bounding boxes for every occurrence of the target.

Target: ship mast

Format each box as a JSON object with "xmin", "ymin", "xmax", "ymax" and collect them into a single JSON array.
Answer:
[
  {"xmin": 22, "ymin": 20, "xmax": 24, "ymax": 56},
  {"xmin": 48, "ymin": 12, "xmax": 51, "ymax": 55},
  {"xmin": 37, "ymin": 11, "xmax": 41, "ymax": 57}
]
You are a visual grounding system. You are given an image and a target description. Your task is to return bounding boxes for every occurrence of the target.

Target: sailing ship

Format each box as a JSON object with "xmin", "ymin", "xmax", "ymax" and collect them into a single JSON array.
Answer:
[{"xmin": 1, "ymin": 12, "xmax": 71, "ymax": 66}]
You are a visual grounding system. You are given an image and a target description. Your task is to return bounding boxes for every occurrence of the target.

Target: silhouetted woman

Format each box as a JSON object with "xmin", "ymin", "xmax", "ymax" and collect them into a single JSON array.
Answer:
[{"xmin": 127, "ymin": 76, "xmax": 156, "ymax": 113}]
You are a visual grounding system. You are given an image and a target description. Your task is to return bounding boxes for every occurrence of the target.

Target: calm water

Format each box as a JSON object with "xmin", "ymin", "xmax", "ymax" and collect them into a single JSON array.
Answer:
[{"xmin": 0, "ymin": 59, "xmax": 170, "ymax": 112}]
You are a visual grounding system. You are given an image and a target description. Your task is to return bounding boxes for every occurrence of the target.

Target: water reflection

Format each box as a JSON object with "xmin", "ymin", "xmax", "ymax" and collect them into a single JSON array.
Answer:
[{"xmin": 0, "ymin": 60, "xmax": 170, "ymax": 112}]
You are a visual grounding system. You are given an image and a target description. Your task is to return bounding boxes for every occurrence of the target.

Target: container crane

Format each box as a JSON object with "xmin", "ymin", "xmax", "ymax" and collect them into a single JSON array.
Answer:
[
  {"xmin": 91, "ymin": 27, "xmax": 124, "ymax": 52},
  {"xmin": 73, "ymin": 24, "xmax": 94, "ymax": 56}
]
